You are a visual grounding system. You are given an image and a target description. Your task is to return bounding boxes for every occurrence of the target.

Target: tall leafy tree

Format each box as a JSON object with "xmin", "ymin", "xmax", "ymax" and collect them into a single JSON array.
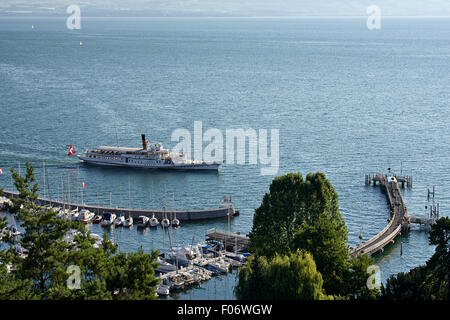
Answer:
[
  {"xmin": 248, "ymin": 172, "xmax": 349, "ymax": 295},
  {"xmin": 235, "ymin": 250, "xmax": 332, "ymax": 300}
]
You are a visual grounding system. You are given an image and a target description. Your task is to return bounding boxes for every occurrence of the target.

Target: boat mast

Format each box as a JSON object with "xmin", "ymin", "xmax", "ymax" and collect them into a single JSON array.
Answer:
[
  {"xmin": 77, "ymin": 167, "xmax": 80, "ymax": 205},
  {"xmin": 61, "ymin": 174, "xmax": 65, "ymax": 211},
  {"xmin": 173, "ymin": 193, "xmax": 176, "ymax": 222},
  {"xmin": 67, "ymin": 172, "xmax": 71, "ymax": 210},
  {"xmin": 46, "ymin": 168, "xmax": 52, "ymax": 205},
  {"xmin": 128, "ymin": 176, "xmax": 131, "ymax": 218},
  {"xmin": 43, "ymin": 161, "xmax": 46, "ymax": 199},
  {"xmin": 119, "ymin": 183, "xmax": 122, "ymax": 216},
  {"xmin": 114, "ymin": 119, "xmax": 119, "ymax": 147},
  {"xmin": 96, "ymin": 190, "xmax": 100, "ymax": 215}
]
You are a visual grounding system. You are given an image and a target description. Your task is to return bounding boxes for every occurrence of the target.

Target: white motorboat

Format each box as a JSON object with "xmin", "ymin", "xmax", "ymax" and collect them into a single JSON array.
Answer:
[
  {"xmin": 2, "ymin": 225, "xmax": 21, "ymax": 238},
  {"xmin": 90, "ymin": 233, "xmax": 103, "ymax": 249},
  {"xmin": 136, "ymin": 216, "xmax": 149, "ymax": 228},
  {"xmin": 156, "ymin": 284, "xmax": 170, "ymax": 296},
  {"xmin": 78, "ymin": 134, "xmax": 220, "ymax": 171},
  {"xmin": 70, "ymin": 208, "xmax": 80, "ymax": 221},
  {"xmin": 123, "ymin": 216, "xmax": 133, "ymax": 227},
  {"xmin": 79, "ymin": 209, "xmax": 94, "ymax": 223},
  {"xmin": 115, "ymin": 214, "xmax": 125, "ymax": 227},
  {"xmin": 166, "ymin": 247, "xmax": 198, "ymax": 268},
  {"xmin": 155, "ymin": 257, "xmax": 177, "ymax": 273},
  {"xmin": 207, "ymin": 259, "xmax": 230, "ymax": 274},
  {"xmin": 101, "ymin": 212, "xmax": 116, "ymax": 227}
]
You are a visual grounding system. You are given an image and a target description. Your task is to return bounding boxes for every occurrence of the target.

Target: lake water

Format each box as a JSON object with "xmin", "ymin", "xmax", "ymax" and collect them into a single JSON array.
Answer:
[{"xmin": 1, "ymin": 16, "xmax": 449, "ymax": 299}]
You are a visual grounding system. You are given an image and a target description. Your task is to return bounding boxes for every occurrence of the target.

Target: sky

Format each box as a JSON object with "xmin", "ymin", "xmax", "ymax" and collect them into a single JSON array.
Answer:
[{"xmin": 0, "ymin": 0, "xmax": 449, "ymax": 17}]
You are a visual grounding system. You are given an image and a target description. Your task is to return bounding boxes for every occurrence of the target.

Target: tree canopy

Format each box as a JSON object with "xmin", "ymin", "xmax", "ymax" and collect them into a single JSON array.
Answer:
[
  {"xmin": 235, "ymin": 250, "xmax": 332, "ymax": 300},
  {"xmin": 248, "ymin": 172, "xmax": 360, "ymax": 296},
  {"xmin": 381, "ymin": 217, "xmax": 450, "ymax": 300},
  {"xmin": 0, "ymin": 162, "xmax": 159, "ymax": 300}
]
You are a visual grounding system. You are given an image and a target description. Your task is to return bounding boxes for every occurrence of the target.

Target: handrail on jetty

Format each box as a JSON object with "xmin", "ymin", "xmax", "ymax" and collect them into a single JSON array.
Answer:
[{"xmin": 352, "ymin": 173, "xmax": 411, "ymax": 257}]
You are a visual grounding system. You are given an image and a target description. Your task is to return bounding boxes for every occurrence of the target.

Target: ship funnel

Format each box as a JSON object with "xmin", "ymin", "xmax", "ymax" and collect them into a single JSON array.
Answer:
[{"xmin": 141, "ymin": 134, "xmax": 148, "ymax": 150}]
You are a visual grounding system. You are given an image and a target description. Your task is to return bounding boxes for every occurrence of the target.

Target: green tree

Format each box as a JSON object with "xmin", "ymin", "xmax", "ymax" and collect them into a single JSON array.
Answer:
[
  {"xmin": 1, "ymin": 162, "xmax": 159, "ymax": 300},
  {"xmin": 428, "ymin": 217, "xmax": 450, "ymax": 300},
  {"xmin": 342, "ymin": 254, "xmax": 379, "ymax": 299},
  {"xmin": 248, "ymin": 172, "xmax": 349, "ymax": 296},
  {"xmin": 235, "ymin": 250, "xmax": 332, "ymax": 300},
  {"xmin": 104, "ymin": 246, "xmax": 159, "ymax": 300},
  {"xmin": 381, "ymin": 217, "xmax": 450, "ymax": 300}
]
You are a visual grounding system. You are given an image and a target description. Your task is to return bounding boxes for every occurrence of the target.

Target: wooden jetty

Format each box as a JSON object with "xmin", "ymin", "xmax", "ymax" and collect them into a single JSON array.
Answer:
[
  {"xmin": 1, "ymin": 190, "xmax": 238, "ymax": 222},
  {"xmin": 354, "ymin": 173, "xmax": 411, "ymax": 256},
  {"xmin": 205, "ymin": 228, "xmax": 250, "ymax": 252}
]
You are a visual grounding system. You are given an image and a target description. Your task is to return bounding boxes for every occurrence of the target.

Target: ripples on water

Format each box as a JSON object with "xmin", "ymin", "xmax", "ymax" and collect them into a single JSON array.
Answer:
[{"xmin": 1, "ymin": 17, "xmax": 449, "ymax": 299}]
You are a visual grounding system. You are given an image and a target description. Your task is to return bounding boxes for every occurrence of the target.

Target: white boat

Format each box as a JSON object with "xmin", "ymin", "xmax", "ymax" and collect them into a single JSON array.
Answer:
[
  {"xmin": 156, "ymin": 284, "xmax": 170, "ymax": 296},
  {"xmin": 161, "ymin": 217, "xmax": 170, "ymax": 228},
  {"xmin": 79, "ymin": 209, "xmax": 94, "ymax": 223},
  {"xmin": 136, "ymin": 216, "xmax": 149, "ymax": 228},
  {"xmin": 155, "ymin": 257, "xmax": 177, "ymax": 273},
  {"xmin": 123, "ymin": 216, "xmax": 133, "ymax": 227},
  {"xmin": 149, "ymin": 213, "xmax": 159, "ymax": 227},
  {"xmin": 90, "ymin": 233, "xmax": 103, "ymax": 249},
  {"xmin": 2, "ymin": 225, "xmax": 21, "ymax": 238},
  {"xmin": 171, "ymin": 194, "xmax": 180, "ymax": 227},
  {"xmin": 101, "ymin": 212, "xmax": 116, "ymax": 227},
  {"xmin": 115, "ymin": 215, "xmax": 125, "ymax": 227},
  {"xmin": 161, "ymin": 206, "xmax": 170, "ymax": 228},
  {"xmin": 70, "ymin": 208, "xmax": 80, "ymax": 221},
  {"xmin": 13, "ymin": 244, "xmax": 28, "ymax": 258},
  {"xmin": 0, "ymin": 197, "xmax": 12, "ymax": 210},
  {"xmin": 207, "ymin": 259, "xmax": 230, "ymax": 274},
  {"xmin": 78, "ymin": 134, "xmax": 220, "ymax": 171},
  {"xmin": 166, "ymin": 247, "xmax": 198, "ymax": 268},
  {"xmin": 171, "ymin": 216, "xmax": 180, "ymax": 228},
  {"xmin": 63, "ymin": 229, "xmax": 82, "ymax": 245}
]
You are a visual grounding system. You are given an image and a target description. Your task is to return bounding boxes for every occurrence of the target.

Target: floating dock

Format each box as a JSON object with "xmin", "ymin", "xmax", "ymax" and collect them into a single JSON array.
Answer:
[{"xmin": 1, "ymin": 190, "xmax": 238, "ymax": 222}]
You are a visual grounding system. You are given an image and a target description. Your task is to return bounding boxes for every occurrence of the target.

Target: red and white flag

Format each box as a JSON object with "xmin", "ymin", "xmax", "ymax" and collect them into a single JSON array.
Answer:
[
  {"xmin": 82, "ymin": 182, "xmax": 86, "ymax": 188},
  {"xmin": 0, "ymin": 168, "xmax": 3, "ymax": 175},
  {"xmin": 68, "ymin": 144, "xmax": 76, "ymax": 156}
]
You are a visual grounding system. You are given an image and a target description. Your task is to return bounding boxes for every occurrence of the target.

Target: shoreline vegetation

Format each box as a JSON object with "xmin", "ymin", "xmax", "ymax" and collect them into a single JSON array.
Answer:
[{"xmin": 1, "ymin": 163, "xmax": 448, "ymax": 300}]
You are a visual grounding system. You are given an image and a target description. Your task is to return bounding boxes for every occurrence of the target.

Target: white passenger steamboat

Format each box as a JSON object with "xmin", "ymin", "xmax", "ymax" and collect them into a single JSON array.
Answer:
[{"xmin": 78, "ymin": 134, "xmax": 220, "ymax": 171}]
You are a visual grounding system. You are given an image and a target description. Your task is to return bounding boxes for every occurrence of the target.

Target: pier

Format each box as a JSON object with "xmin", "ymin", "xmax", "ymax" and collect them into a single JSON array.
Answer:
[
  {"xmin": 1, "ymin": 190, "xmax": 238, "ymax": 222},
  {"xmin": 205, "ymin": 228, "xmax": 250, "ymax": 252},
  {"xmin": 354, "ymin": 173, "xmax": 411, "ymax": 256}
]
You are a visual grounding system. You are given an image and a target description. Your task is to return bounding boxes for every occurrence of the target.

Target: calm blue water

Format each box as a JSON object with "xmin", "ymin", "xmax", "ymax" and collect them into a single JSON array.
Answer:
[{"xmin": 1, "ymin": 17, "xmax": 450, "ymax": 299}]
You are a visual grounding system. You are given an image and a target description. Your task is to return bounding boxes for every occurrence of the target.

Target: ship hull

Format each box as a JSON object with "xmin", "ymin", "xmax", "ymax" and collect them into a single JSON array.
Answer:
[{"xmin": 78, "ymin": 156, "xmax": 220, "ymax": 171}]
